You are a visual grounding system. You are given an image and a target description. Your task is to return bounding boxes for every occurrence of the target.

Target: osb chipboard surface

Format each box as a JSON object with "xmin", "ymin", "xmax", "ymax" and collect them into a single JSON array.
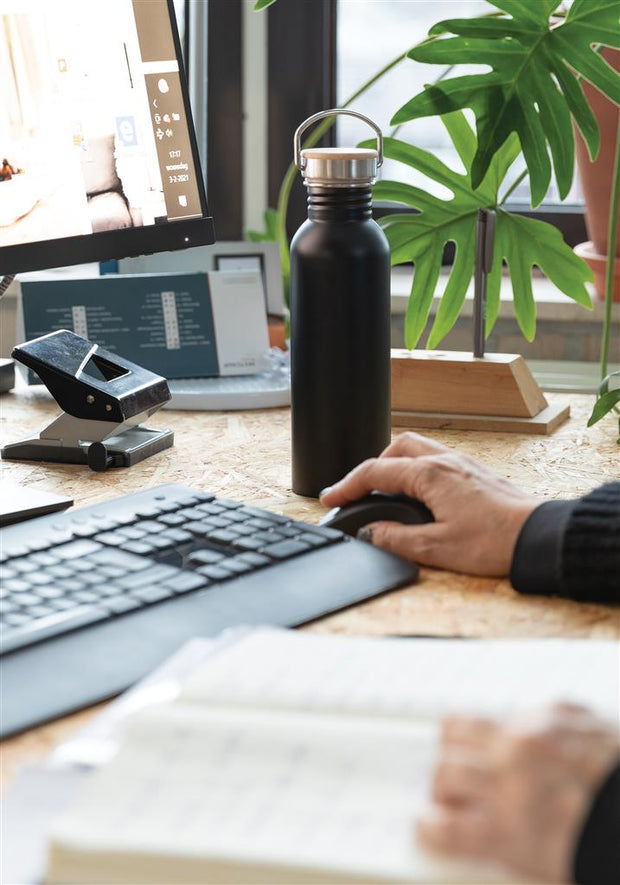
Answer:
[{"xmin": 1, "ymin": 389, "xmax": 618, "ymax": 778}]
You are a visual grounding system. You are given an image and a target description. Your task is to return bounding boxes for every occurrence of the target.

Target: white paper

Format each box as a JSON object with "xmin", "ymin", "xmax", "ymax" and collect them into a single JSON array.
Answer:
[{"xmin": 208, "ymin": 270, "xmax": 270, "ymax": 375}]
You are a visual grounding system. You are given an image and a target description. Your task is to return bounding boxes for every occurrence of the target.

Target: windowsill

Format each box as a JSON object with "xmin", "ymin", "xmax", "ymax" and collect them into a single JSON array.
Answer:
[{"xmin": 390, "ymin": 266, "xmax": 620, "ymax": 324}]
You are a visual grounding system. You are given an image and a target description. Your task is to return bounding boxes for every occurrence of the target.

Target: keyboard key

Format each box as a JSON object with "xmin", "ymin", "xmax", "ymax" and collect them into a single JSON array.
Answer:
[
  {"xmin": 104, "ymin": 596, "xmax": 142, "ymax": 615},
  {"xmin": 25, "ymin": 572, "xmax": 55, "ymax": 587},
  {"xmin": 97, "ymin": 566, "xmax": 126, "ymax": 579},
  {"xmin": 95, "ymin": 532, "xmax": 127, "ymax": 547},
  {"xmin": 220, "ymin": 510, "xmax": 249, "ymax": 524},
  {"xmin": 3, "ymin": 612, "xmax": 31, "ymax": 627},
  {"xmin": 178, "ymin": 507, "xmax": 205, "ymax": 521},
  {"xmin": 71, "ymin": 559, "xmax": 96, "ymax": 573},
  {"xmin": 196, "ymin": 565, "xmax": 235, "ymax": 582},
  {"xmin": 36, "ymin": 586, "xmax": 65, "ymax": 600},
  {"xmin": 301, "ymin": 524, "xmax": 343, "ymax": 541},
  {"xmin": 12, "ymin": 559, "xmax": 39, "ymax": 574},
  {"xmin": 70, "ymin": 524, "xmax": 100, "ymax": 538},
  {"xmin": 206, "ymin": 530, "xmax": 238, "ymax": 545},
  {"xmin": 278, "ymin": 526, "xmax": 304, "ymax": 538},
  {"xmin": 47, "ymin": 565, "xmax": 76, "ymax": 579},
  {"xmin": 55, "ymin": 540, "xmax": 103, "ymax": 560},
  {"xmin": 245, "ymin": 518, "xmax": 277, "ymax": 531},
  {"xmin": 130, "ymin": 585, "xmax": 174, "ymax": 605},
  {"xmin": 163, "ymin": 573, "xmax": 208, "ymax": 594},
  {"xmin": 118, "ymin": 527, "xmax": 147, "ymax": 541},
  {"xmin": 13, "ymin": 592, "xmax": 43, "ymax": 607},
  {"xmin": 261, "ymin": 539, "xmax": 311, "ymax": 560},
  {"xmin": 88, "ymin": 549, "xmax": 153, "ymax": 571},
  {"xmin": 56, "ymin": 579, "xmax": 84, "ymax": 593},
  {"xmin": 71, "ymin": 591, "xmax": 100, "ymax": 605},
  {"xmin": 0, "ymin": 566, "xmax": 18, "ymax": 581},
  {"xmin": 98, "ymin": 585, "xmax": 126, "ymax": 597},
  {"xmin": 235, "ymin": 552, "xmax": 271, "ymax": 568},
  {"xmin": 116, "ymin": 565, "xmax": 179, "ymax": 591},
  {"xmin": 154, "ymin": 500, "xmax": 183, "ymax": 513},
  {"xmin": 215, "ymin": 499, "xmax": 243, "ymax": 510},
  {"xmin": 157, "ymin": 513, "xmax": 187, "ymax": 527},
  {"xmin": 185, "ymin": 521, "xmax": 216, "ymax": 537},
  {"xmin": 4, "ymin": 579, "xmax": 31, "ymax": 594},
  {"xmin": 238, "ymin": 506, "xmax": 278, "ymax": 521},
  {"xmin": 229, "ymin": 524, "xmax": 255, "ymax": 537},
  {"xmin": 205, "ymin": 516, "xmax": 233, "ymax": 529},
  {"xmin": 249, "ymin": 530, "xmax": 285, "ymax": 545},
  {"xmin": 297, "ymin": 532, "xmax": 330, "ymax": 548},
  {"xmin": 79, "ymin": 573, "xmax": 105, "ymax": 587},
  {"xmin": 0, "ymin": 606, "xmax": 110, "ymax": 654},
  {"xmin": 195, "ymin": 503, "xmax": 226, "ymax": 516},
  {"xmin": 48, "ymin": 598, "xmax": 75, "ymax": 611},
  {"xmin": 159, "ymin": 528, "xmax": 193, "ymax": 545},
  {"xmin": 120, "ymin": 541, "xmax": 155, "ymax": 556},
  {"xmin": 147, "ymin": 536, "xmax": 176, "ymax": 551},
  {"xmin": 232, "ymin": 537, "xmax": 264, "ymax": 552},
  {"xmin": 28, "ymin": 605, "xmax": 56, "ymax": 619},
  {"xmin": 186, "ymin": 550, "xmax": 225, "ymax": 566},
  {"xmin": 27, "ymin": 553, "xmax": 58, "ymax": 568},
  {"xmin": 221, "ymin": 559, "xmax": 252, "ymax": 575},
  {"xmin": 136, "ymin": 521, "xmax": 167, "ymax": 534}
]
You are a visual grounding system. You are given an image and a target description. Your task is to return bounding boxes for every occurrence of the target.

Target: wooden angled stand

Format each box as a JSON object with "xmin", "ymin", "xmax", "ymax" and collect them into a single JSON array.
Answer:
[
  {"xmin": 390, "ymin": 350, "xmax": 570, "ymax": 434},
  {"xmin": 390, "ymin": 209, "xmax": 570, "ymax": 435}
]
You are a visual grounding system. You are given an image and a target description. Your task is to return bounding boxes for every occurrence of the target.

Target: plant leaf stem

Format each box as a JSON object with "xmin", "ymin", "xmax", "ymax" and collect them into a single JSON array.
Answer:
[{"xmin": 600, "ymin": 116, "xmax": 620, "ymax": 381}]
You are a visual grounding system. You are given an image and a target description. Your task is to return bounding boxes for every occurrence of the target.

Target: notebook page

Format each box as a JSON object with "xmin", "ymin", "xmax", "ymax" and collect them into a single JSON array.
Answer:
[
  {"xmin": 48, "ymin": 705, "xmax": 511, "ymax": 884},
  {"xmin": 179, "ymin": 630, "xmax": 619, "ymax": 723}
]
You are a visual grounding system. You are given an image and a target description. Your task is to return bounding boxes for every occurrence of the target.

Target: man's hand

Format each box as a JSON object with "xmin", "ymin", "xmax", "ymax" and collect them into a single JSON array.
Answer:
[
  {"xmin": 320, "ymin": 432, "xmax": 539, "ymax": 576},
  {"xmin": 417, "ymin": 704, "xmax": 620, "ymax": 883}
]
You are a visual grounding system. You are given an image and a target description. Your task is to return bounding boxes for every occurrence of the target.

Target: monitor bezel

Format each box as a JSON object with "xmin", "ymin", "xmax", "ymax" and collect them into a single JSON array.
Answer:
[{"xmin": 0, "ymin": 0, "xmax": 214, "ymax": 278}]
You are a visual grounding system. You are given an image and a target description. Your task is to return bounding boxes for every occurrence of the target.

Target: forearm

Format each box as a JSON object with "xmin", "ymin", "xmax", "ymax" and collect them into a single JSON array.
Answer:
[{"xmin": 510, "ymin": 483, "xmax": 620, "ymax": 602}]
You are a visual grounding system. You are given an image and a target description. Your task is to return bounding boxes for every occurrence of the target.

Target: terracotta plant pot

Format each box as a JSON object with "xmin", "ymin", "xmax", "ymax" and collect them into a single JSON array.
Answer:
[{"xmin": 574, "ymin": 48, "xmax": 620, "ymax": 301}]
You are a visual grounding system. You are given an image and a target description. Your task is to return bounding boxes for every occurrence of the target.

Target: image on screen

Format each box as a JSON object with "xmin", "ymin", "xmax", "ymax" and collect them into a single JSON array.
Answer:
[{"xmin": 0, "ymin": 0, "xmax": 206, "ymax": 255}]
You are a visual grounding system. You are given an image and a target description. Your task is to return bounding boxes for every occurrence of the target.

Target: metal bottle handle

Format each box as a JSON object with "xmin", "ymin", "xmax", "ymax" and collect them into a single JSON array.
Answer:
[{"xmin": 294, "ymin": 109, "xmax": 383, "ymax": 171}]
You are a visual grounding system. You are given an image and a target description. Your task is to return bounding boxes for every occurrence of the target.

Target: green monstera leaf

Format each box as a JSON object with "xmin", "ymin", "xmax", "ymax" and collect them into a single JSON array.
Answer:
[
  {"xmin": 363, "ymin": 112, "xmax": 592, "ymax": 349},
  {"xmin": 392, "ymin": 0, "xmax": 620, "ymax": 206},
  {"xmin": 588, "ymin": 371, "xmax": 620, "ymax": 444}
]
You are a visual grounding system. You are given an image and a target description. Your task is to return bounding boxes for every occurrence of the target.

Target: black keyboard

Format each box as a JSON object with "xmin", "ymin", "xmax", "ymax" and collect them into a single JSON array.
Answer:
[{"xmin": 0, "ymin": 484, "xmax": 418, "ymax": 736}]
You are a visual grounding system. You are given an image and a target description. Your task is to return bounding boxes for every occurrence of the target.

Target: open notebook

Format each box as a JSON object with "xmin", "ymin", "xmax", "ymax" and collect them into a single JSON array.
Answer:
[{"xmin": 46, "ymin": 629, "xmax": 619, "ymax": 885}]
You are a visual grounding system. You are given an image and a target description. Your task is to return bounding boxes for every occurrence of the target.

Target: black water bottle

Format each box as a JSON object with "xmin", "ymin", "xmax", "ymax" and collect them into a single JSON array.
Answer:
[{"xmin": 290, "ymin": 109, "xmax": 391, "ymax": 498}]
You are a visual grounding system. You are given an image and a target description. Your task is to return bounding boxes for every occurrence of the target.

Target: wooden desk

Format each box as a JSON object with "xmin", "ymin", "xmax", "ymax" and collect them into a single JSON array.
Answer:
[{"xmin": 1, "ymin": 387, "xmax": 619, "ymax": 780}]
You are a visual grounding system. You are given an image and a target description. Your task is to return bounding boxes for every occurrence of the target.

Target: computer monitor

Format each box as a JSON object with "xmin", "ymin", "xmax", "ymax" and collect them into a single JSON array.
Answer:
[{"xmin": 0, "ymin": 0, "xmax": 214, "ymax": 278}]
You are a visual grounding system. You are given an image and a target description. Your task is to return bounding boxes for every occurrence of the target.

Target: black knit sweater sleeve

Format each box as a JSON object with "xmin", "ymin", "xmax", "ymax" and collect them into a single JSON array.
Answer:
[
  {"xmin": 573, "ymin": 761, "xmax": 620, "ymax": 885},
  {"xmin": 510, "ymin": 482, "xmax": 620, "ymax": 602}
]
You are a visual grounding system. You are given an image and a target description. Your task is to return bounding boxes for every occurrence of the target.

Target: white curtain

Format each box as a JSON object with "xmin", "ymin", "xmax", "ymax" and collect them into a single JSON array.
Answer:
[{"xmin": 1, "ymin": 13, "xmax": 47, "ymax": 140}]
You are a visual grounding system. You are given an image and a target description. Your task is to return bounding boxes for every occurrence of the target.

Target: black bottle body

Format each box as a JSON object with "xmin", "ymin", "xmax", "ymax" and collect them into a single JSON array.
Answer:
[{"xmin": 290, "ymin": 186, "xmax": 391, "ymax": 498}]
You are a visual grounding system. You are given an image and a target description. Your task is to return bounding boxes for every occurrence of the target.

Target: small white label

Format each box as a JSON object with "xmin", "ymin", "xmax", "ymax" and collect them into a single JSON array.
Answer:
[
  {"xmin": 161, "ymin": 291, "xmax": 181, "ymax": 350},
  {"xmin": 72, "ymin": 305, "xmax": 88, "ymax": 339}
]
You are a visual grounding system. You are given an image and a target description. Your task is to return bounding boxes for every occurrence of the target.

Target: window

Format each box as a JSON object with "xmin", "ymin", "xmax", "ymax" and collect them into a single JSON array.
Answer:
[
  {"xmin": 195, "ymin": 0, "xmax": 587, "ymax": 242},
  {"xmin": 336, "ymin": 0, "xmax": 584, "ymax": 212}
]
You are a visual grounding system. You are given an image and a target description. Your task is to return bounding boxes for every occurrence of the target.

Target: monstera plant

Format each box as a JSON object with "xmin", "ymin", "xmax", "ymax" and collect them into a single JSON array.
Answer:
[{"xmin": 254, "ymin": 0, "xmax": 620, "ymax": 439}]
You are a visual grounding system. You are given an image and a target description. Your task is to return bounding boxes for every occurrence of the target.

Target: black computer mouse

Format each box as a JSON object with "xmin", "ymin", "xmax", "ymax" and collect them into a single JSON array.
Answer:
[{"xmin": 319, "ymin": 492, "xmax": 434, "ymax": 537}]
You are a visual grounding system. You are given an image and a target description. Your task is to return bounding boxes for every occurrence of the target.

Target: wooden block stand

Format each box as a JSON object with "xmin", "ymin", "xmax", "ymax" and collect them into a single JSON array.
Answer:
[{"xmin": 391, "ymin": 350, "xmax": 570, "ymax": 434}]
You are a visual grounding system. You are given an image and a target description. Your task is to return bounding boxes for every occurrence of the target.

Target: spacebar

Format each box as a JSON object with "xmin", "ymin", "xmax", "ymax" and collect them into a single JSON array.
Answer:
[{"xmin": 1, "ymin": 607, "xmax": 110, "ymax": 655}]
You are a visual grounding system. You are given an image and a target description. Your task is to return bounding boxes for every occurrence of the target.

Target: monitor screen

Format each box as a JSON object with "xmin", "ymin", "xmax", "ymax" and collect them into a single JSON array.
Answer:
[{"xmin": 0, "ymin": 0, "xmax": 214, "ymax": 276}]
